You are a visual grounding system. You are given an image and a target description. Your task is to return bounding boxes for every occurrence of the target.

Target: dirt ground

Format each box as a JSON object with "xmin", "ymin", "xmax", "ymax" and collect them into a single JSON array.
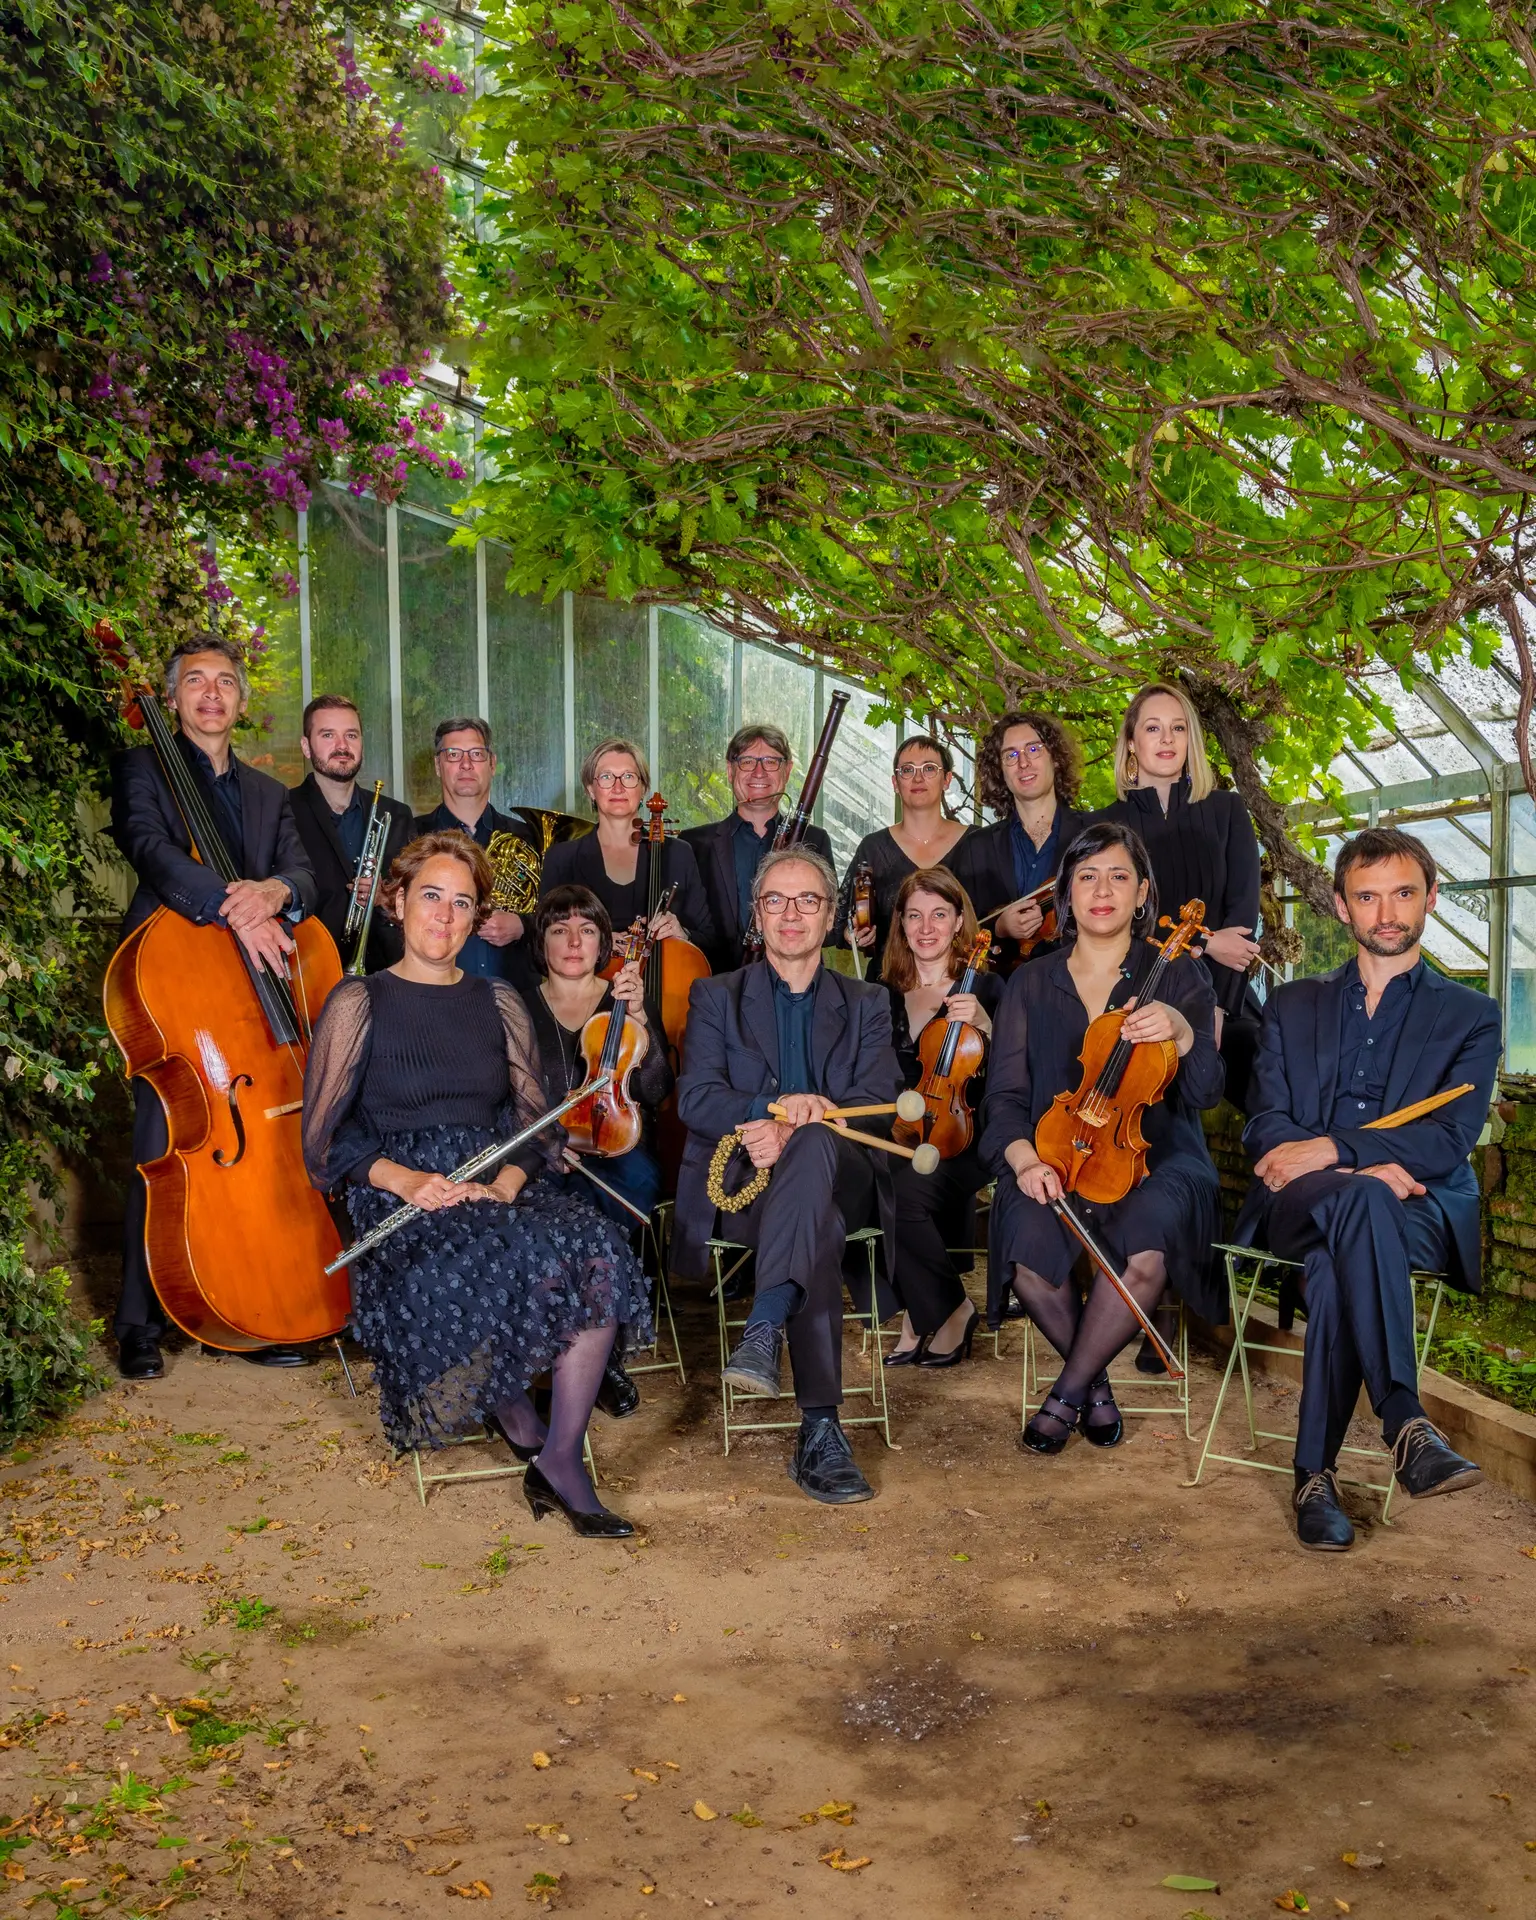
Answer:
[{"xmin": 4, "ymin": 1280, "xmax": 1535, "ymax": 1920}]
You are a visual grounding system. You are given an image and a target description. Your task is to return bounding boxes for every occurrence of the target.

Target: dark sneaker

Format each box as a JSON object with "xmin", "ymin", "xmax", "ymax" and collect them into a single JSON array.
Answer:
[
  {"xmin": 117, "ymin": 1328, "xmax": 164, "ymax": 1380},
  {"xmin": 788, "ymin": 1417, "xmax": 874, "ymax": 1504},
  {"xmin": 1391, "ymin": 1417, "xmax": 1482, "ymax": 1497},
  {"xmin": 722, "ymin": 1322, "xmax": 783, "ymax": 1398},
  {"xmin": 1293, "ymin": 1469, "xmax": 1355, "ymax": 1551},
  {"xmin": 595, "ymin": 1355, "xmax": 641, "ymax": 1419}
]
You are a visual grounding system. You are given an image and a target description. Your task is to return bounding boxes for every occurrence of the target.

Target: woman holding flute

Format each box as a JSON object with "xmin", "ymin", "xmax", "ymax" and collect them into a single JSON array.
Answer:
[{"xmin": 302, "ymin": 831, "xmax": 650, "ymax": 1538}]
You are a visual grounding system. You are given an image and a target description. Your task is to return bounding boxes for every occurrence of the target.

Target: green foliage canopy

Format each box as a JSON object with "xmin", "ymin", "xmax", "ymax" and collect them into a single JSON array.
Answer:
[{"xmin": 469, "ymin": 0, "xmax": 1536, "ymax": 896}]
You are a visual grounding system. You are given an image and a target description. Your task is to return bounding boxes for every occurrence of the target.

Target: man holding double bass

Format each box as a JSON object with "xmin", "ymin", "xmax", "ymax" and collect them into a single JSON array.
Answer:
[
  {"xmin": 108, "ymin": 636, "xmax": 319, "ymax": 1379},
  {"xmin": 675, "ymin": 847, "xmax": 901, "ymax": 1505}
]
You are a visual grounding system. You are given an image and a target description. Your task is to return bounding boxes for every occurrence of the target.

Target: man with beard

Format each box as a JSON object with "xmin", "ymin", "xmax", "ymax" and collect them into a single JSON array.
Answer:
[
  {"xmin": 289, "ymin": 696, "xmax": 414, "ymax": 973},
  {"xmin": 1235, "ymin": 828, "xmax": 1501, "ymax": 1550}
]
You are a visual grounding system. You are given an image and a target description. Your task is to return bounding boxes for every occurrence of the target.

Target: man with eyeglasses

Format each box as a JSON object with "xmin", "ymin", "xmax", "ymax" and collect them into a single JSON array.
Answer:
[
  {"xmin": 414, "ymin": 717, "xmax": 542, "ymax": 991},
  {"xmin": 680, "ymin": 724, "xmax": 835, "ymax": 972},
  {"xmin": 676, "ymin": 848, "xmax": 901, "ymax": 1504},
  {"xmin": 955, "ymin": 710, "xmax": 1090, "ymax": 971}
]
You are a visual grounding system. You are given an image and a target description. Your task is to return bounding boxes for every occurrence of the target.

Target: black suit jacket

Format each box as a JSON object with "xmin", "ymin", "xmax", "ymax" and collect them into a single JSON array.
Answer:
[
  {"xmin": 673, "ymin": 961, "xmax": 902, "ymax": 1278},
  {"xmin": 288, "ymin": 774, "xmax": 414, "ymax": 972},
  {"xmin": 110, "ymin": 741, "xmax": 317, "ymax": 939},
  {"xmin": 1236, "ymin": 962, "xmax": 1502, "ymax": 1291},
  {"xmin": 679, "ymin": 811, "xmax": 836, "ymax": 973},
  {"xmin": 951, "ymin": 806, "xmax": 1089, "ymax": 971}
]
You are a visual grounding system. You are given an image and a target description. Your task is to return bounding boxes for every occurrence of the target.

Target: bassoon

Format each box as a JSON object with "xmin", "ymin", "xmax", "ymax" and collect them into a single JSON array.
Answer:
[{"xmin": 742, "ymin": 688, "xmax": 851, "ymax": 960}]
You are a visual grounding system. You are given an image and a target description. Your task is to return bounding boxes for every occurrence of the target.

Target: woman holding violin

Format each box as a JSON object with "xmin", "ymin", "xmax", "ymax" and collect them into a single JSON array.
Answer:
[
  {"xmin": 303, "ymin": 831, "xmax": 650, "ymax": 1539},
  {"xmin": 881, "ymin": 869, "xmax": 1002, "ymax": 1368},
  {"xmin": 979, "ymin": 823, "xmax": 1226, "ymax": 1452},
  {"xmin": 540, "ymin": 736, "xmax": 715, "ymax": 955},
  {"xmin": 837, "ymin": 735, "xmax": 973, "ymax": 979}
]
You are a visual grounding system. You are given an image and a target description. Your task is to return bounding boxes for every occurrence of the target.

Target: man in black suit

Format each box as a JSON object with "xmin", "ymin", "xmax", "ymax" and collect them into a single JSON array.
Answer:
[
  {"xmin": 288, "ymin": 694, "xmax": 413, "ymax": 973},
  {"xmin": 676, "ymin": 847, "xmax": 901, "ymax": 1504},
  {"xmin": 679, "ymin": 724, "xmax": 836, "ymax": 972},
  {"xmin": 413, "ymin": 717, "xmax": 541, "ymax": 991},
  {"xmin": 1237, "ymin": 827, "xmax": 1501, "ymax": 1550},
  {"xmin": 109, "ymin": 637, "xmax": 318, "ymax": 1380},
  {"xmin": 953, "ymin": 710, "xmax": 1089, "ymax": 969}
]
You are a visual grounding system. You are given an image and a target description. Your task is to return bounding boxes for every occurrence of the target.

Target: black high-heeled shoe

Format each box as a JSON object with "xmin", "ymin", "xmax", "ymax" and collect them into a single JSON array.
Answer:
[
  {"xmin": 484, "ymin": 1410, "xmax": 540, "ymax": 1463},
  {"xmin": 1081, "ymin": 1373, "xmax": 1124, "ymax": 1449},
  {"xmin": 1020, "ymin": 1390, "xmax": 1082, "ymax": 1455},
  {"xmin": 917, "ymin": 1304, "xmax": 979, "ymax": 1370},
  {"xmin": 884, "ymin": 1334, "xmax": 932, "ymax": 1369},
  {"xmin": 521, "ymin": 1459, "xmax": 636, "ymax": 1539}
]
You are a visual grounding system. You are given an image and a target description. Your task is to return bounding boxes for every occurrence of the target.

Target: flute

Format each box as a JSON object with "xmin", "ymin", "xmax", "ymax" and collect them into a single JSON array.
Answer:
[{"xmin": 323, "ymin": 1077, "xmax": 611, "ymax": 1274}]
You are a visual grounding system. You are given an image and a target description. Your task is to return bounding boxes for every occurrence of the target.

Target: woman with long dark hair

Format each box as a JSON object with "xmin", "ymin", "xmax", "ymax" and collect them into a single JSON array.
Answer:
[{"xmin": 980, "ymin": 823, "xmax": 1225, "ymax": 1451}]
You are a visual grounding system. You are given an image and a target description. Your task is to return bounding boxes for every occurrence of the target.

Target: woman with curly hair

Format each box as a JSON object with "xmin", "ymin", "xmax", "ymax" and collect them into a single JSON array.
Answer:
[{"xmin": 952, "ymin": 712, "xmax": 1091, "ymax": 973}]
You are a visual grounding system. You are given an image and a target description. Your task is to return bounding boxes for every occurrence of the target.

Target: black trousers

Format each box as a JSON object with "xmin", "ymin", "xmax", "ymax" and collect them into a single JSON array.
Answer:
[
  {"xmin": 726, "ymin": 1126, "xmax": 875, "ymax": 1409},
  {"xmin": 891, "ymin": 1146, "xmax": 986, "ymax": 1335},
  {"xmin": 118, "ymin": 1077, "xmax": 168, "ymax": 1338},
  {"xmin": 1261, "ymin": 1169, "xmax": 1450, "ymax": 1475}
]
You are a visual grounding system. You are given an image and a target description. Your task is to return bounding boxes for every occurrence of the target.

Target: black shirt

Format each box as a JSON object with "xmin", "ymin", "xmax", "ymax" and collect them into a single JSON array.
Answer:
[
  {"xmin": 772, "ymin": 966, "xmax": 817, "ymax": 1098},
  {"xmin": 331, "ymin": 788, "xmax": 368, "ymax": 871},
  {"xmin": 732, "ymin": 811, "xmax": 781, "ymax": 930},
  {"xmin": 1330, "ymin": 957, "xmax": 1420, "ymax": 1147},
  {"xmin": 188, "ymin": 740, "xmax": 244, "ymax": 859}
]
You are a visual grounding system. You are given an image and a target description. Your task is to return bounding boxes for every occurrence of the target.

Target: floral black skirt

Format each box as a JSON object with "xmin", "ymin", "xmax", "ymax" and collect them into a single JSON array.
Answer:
[{"xmin": 346, "ymin": 1125, "xmax": 654, "ymax": 1453}]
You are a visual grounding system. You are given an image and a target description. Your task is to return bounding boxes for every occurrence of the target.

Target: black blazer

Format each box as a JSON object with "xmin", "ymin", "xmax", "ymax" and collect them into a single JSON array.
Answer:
[
  {"xmin": 679, "ymin": 812, "xmax": 836, "ymax": 973},
  {"xmin": 111, "ymin": 741, "xmax": 317, "ymax": 939},
  {"xmin": 540, "ymin": 831, "xmax": 716, "ymax": 954},
  {"xmin": 1236, "ymin": 963, "xmax": 1502, "ymax": 1291},
  {"xmin": 951, "ymin": 806, "xmax": 1090, "ymax": 971},
  {"xmin": 673, "ymin": 962, "xmax": 902, "ymax": 1278},
  {"xmin": 288, "ymin": 774, "xmax": 414, "ymax": 972}
]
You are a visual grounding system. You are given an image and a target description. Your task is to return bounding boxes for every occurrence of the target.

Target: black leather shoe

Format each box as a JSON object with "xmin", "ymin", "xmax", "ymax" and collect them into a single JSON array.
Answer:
[
  {"xmin": 1391, "ymin": 1417, "xmax": 1482, "ymax": 1498},
  {"xmin": 722, "ymin": 1323, "xmax": 783, "ymax": 1398},
  {"xmin": 484, "ymin": 1410, "xmax": 540, "ymax": 1463},
  {"xmin": 788, "ymin": 1418, "xmax": 874, "ymax": 1504},
  {"xmin": 1020, "ymin": 1390, "xmax": 1081, "ymax": 1455},
  {"xmin": 117, "ymin": 1329, "xmax": 164, "ymax": 1380},
  {"xmin": 883, "ymin": 1337, "xmax": 930, "ymax": 1368},
  {"xmin": 1293, "ymin": 1469, "xmax": 1355, "ymax": 1551},
  {"xmin": 522, "ymin": 1460, "xmax": 636, "ymax": 1538},
  {"xmin": 1134, "ymin": 1332, "xmax": 1168, "ymax": 1376},
  {"xmin": 595, "ymin": 1355, "xmax": 640, "ymax": 1419},
  {"xmin": 917, "ymin": 1304, "xmax": 979, "ymax": 1370},
  {"xmin": 1081, "ymin": 1372, "xmax": 1124, "ymax": 1448},
  {"xmin": 238, "ymin": 1346, "xmax": 318, "ymax": 1369}
]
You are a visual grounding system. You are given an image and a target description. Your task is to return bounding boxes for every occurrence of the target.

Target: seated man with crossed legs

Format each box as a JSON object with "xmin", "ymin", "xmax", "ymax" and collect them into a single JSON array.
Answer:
[
  {"xmin": 1236, "ymin": 827, "xmax": 1501, "ymax": 1550},
  {"xmin": 675, "ymin": 847, "xmax": 901, "ymax": 1504}
]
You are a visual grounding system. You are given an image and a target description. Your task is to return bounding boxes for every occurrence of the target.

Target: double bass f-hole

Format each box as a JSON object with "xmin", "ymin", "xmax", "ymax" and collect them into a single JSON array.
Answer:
[{"xmin": 212, "ymin": 1073, "xmax": 255, "ymax": 1169}]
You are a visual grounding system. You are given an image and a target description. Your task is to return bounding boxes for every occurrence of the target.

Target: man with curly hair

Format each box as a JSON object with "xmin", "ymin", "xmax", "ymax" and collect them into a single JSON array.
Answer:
[{"xmin": 956, "ymin": 712, "xmax": 1090, "ymax": 971}]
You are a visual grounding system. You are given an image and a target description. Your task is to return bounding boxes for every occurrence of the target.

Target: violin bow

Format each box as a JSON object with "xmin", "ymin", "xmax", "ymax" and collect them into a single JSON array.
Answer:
[
  {"xmin": 1047, "ymin": 1195, "xmax": 1185, "ymax": 1379},
  {"xmin": 979, "ymin": 877, "xmax": 1056, "ymax": 927}
]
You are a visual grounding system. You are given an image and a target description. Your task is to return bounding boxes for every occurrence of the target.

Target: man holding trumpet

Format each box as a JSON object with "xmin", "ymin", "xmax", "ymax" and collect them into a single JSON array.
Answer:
[
  {"xmin": 1236, "ymin": 828, "xmax": 1502, "ymax": 1551},
  {"xmin": 676, "ymin": 847, "xmax": 904, "ymax": 1504}
]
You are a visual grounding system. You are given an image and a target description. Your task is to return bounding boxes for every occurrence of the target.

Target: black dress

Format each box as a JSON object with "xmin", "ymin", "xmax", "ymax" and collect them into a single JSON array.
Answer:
[
  {"xmin": 540, "ymin": 832, "xmax": 716, "ymax": 954},
  {"xmin": 979, "ymin": 940, "xmax": 1226, "ymax": 1326},
  {"xmin": 303, "ymin": 972, "xmax": 652, "ymax": 1453},
  {"xmin": 833, "ymin": 824, "xmax": 974, "ymax": 981},
  {"xmin": 885, "ymin": 968, "xmax": 1005, "ymax": 1335}
]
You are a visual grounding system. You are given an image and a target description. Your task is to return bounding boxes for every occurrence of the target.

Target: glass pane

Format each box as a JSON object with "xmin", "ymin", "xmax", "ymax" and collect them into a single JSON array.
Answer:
[
  {"xmin": 398, "ymin": 508, "xmax": 478, "ymax": 813},
  {"xmin": 573, "ymin": 599, "xmax": 649, "ymax": 800},
  {"xmin": 740, "ymin": 644, "xmax": 815, "ymax": 784},
  {"xmin": 247, "ymin": 578, "xmax": 304, "ymax": 788},
  {"xmin": 308, "ymin": 485, "xmax": 392, "ymax": 794},
  {"xmin": 822, "ymin": 680, "xmax": 898, "ymax": 874},
  {"xmin": 658, "ymin": 609, "xmax": 733, "ymax": 827},
  {"xmin": 1508, "ymin": 801, "xmax": 1536, "ymax": 1071},
  {"xmin": 487, "ymin": 556, "xmax": 565, "ymax": 812}
]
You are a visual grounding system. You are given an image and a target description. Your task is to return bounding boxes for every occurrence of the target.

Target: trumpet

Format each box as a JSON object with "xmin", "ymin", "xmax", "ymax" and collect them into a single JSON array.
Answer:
[{"xmin": 345, "ymin": 782, "xmax": 390, "ymax": 977}]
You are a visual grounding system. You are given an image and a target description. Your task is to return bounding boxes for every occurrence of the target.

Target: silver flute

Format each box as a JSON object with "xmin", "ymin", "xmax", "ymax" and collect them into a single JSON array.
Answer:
[
  {"xmin": 344, "ymin": 781, "xmax": 390, "ymax": 977},
  {"xmin": 323, "ymin": 1076, "xmax": 612, "ymax": 1274}
]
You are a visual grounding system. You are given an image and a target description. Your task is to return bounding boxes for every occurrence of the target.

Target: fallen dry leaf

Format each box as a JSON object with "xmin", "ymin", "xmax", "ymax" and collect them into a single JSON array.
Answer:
[
  {"xmin": 526, "ymin": 1824, "xmax": 570, "ymax": 1845},
  {"xmin": 1341, "ymin": 1852, "xmax": 1382, "ymax": 1870},
  {"xmin": 531, "ymin": 1751, "xmax": 552, "ymax": 1769},
  {"xmin": 3, "ymin": 1862, "xmax": 23, "ymax": 1884},
  {"xmin": 632, "ymin": 1768, "xmax": 659, "ymax": 1783},
  {"xmin": 693, "ymin": 1801, "xmax": 718, "ymax": 1821},
  {"xmin": 672, "ymin": 1693, "xmax": 687, "ymax": 1703},
  {"xmin": 1274, "ymin": 1894, "xmax": 1310, "ymax": 1913},
  {"xmin": 1519, "ymin": 1545, "xmax": 1536, "ymax": 1559},
  {"xmin": 448, "ymin": 1881, "xmax": 493, "ymax": 1899},
  {"xmin": 820, "ymin": 1847, "xmax": 872, "ymax": 1872},
  {"xmin": 661, "ymin": 1761, "xmax": 681, "ymax": 1771},
  {"xmin": 525, "ymin": 1870, "xmax": 562, "ymax": 1907},
  {"xmin": 1334, "ymin": 1902, "xmax": 1351, "ymax": 1915},
  {"xmin": 422, "ymin": 1859, "xmax": 461, "ymax": 1877},
  {"xmin": 731, "ymin": 1805, "xmax": 763, "ymax": 1828},
  {"xmin": 564, "ymin": 1695, "xmax": 582, "ymax": 1705},
  {"xmin": 618, "ymin": 1793, "xmax": 638, "ymax": 1805}
]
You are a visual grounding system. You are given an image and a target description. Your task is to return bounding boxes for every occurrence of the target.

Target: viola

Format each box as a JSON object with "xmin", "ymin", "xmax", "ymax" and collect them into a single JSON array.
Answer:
[
  {"xmin": 97, "ymin": 629, "xmax": 349, "ymax": 1350},
  {"xmin": 1032, "ymin": 900, "xmax": 1208, "ymax": 1206},
  {"xmin": 564, "ymin": 903, "xmax": 668, "ymax": 1158},
  {"xmin": 600, "ymin": 792, "xmax": 711, "ymax": 1055},
  {"xmin": 894, "ymin": 932, "xmax": 992, "ymax": 1160}
]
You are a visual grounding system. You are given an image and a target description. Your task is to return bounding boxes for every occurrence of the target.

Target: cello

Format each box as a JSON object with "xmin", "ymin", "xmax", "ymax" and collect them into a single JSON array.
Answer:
[
  {"xmin": 100, "ymin": 640, "xmax": 349, "ymax": 1350},
  {"xmin": 894, "ymin": 931, "xmax": 992, "ymax": 1159},
  {"xmin": 564, "ymin": 907, "xmax": 666, "ymax": 1159},
  {"xmin": 613, "ymin": 792, "xmax": 711, "ymax": 1055}
]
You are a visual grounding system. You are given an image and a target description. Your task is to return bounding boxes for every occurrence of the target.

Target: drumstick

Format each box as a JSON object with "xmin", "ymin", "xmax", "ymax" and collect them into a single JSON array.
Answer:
[
  {"xmin": 777, "ymin": 1092, "xmax": 929, "ymax": 1124},
  {"xmin": 1361, "ymin": 1083, "xmax": 1475, "ymax": 1130},
  {"xmin": 766, "ymin": 1104, "xmax": 940, "ymax": 1174},
  {"xmin": 979, "ymin": 878, "xmax": 1056, "ymax": 927},
  {"xmin": 1048, "ymin": 1196, "xmax": 1185, "ymax": 1380}
]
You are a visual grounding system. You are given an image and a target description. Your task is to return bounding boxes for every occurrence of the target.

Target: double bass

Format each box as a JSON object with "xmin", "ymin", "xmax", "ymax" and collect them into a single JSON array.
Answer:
[
  {"xmin": 893, "ymin": 931, "xmax": 991, "ymax": 1159},
  {"xmin": 100, "ymin": 640, "xmax": 349, "ymax": 1350}
]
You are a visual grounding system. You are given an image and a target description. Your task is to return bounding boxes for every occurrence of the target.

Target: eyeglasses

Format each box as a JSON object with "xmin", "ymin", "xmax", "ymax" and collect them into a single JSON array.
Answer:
[
  {"xmin": 895, "ymin": 761, "xmax": 944, "ymax": 780},
  {"xmin": 733, "ymin": 754, "xmax": 786, "ymax": 774},
  {"xmin": 759, "ymin": 890, "xmax": 828, "ymax": 915},
  {"xmin": 1001, "ymin": 743, "xmax": 1048, "ymax": 765},
  {"xmin": 438, "ymin": 746, "xmax": 490, "ymax": 764},
  {"xmin": 593, "ymin": 769, "xmax": 642, "ymax": 789}
]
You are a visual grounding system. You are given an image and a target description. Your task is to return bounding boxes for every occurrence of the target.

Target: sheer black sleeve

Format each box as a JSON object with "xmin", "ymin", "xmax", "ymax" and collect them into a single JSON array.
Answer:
[
  {"xmin": 490, "ymin": 981, "xmax": 566, "ymax": 1177},
  {"xmin": 302, "ymin": 978, "xmax": 381, "ymax": 1191}
]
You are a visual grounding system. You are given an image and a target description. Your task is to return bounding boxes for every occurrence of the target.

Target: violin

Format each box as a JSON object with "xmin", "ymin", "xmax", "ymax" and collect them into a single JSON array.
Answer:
[
  {"xmin": 1033, "ymin": 899, "xmax": 1208, "ymax": 1206},
  {"xmin": 601, "ymin": 792, "xmax": 710, "ymax": 1055},
  {"xmin": 981, "ymin": 876, "xmax": 1057, "ymax": 968},
  {"xmin": 97, "ymin": 628, "xmax": 349, "ymax": 1350},
  {"xmin": 894, "ymin": 931, "xmax": 992, "ymax": 1159},
  {"xmin": 848, "ymin": 861, "xmax": 874, "ymax": 980},
  {"xmin": 564, "ymin": 901, "xmax": 669, "ymax": 1158}
]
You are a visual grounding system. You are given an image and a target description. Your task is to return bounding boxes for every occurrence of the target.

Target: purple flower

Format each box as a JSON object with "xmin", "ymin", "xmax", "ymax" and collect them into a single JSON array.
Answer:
[
  {"xmin": 418, "ymin": 14, "xmax": 447, "ymax": 46},
  {"xmin": 87, "ymin": 252, "xmax": 114, "ymax": 284}
]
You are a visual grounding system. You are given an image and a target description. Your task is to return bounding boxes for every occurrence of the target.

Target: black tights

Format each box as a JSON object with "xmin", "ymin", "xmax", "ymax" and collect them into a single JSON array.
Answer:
[
  {"xmin": 494, "ymin": 1323, "xmax": 616, "ymax": 1514},
  {"xmin": 1014, "ymin": 1252, "xmax": 1169, "ymax": 1434}
]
